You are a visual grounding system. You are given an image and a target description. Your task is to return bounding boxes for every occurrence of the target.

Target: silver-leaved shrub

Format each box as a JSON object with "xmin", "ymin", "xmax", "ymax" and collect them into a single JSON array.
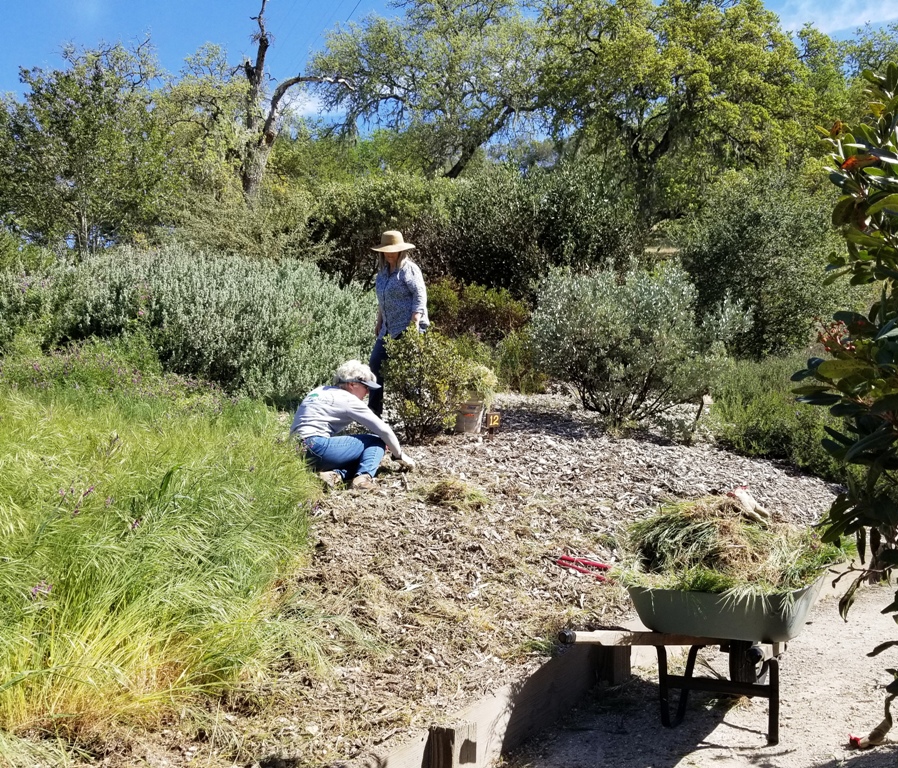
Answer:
[
  {"xmin": 530, "ymin": 263, "xmax": 749, "ymax": 426},
  {"xmin": 49, "ymin": 244, "xmax": 374, "ymax": 400}
]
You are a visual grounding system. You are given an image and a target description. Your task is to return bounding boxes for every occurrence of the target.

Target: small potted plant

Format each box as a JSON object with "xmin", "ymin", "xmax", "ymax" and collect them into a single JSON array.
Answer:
[
  {"xmin": 618, "ymin": 496, "xmax": 849, "ymax": 643},
  {"xmin": 455, "ymin": 363, "xmax": 498, "ymax": 433}
]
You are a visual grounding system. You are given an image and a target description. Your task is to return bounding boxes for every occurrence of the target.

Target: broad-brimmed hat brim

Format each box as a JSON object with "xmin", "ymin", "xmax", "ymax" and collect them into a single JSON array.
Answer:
[{"xmin": 371, "ymin": 243, "xmax": 416, "ymax": 253}]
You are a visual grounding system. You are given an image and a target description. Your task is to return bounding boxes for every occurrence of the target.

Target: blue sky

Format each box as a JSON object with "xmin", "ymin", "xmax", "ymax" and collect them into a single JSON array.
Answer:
[
  {"xmin": 0, "ymin": 0, "xmax": 394, "ymax": 97},
  {"xmin": 1, "ymin": 0, "xmax": 897, "ymax": 101}
]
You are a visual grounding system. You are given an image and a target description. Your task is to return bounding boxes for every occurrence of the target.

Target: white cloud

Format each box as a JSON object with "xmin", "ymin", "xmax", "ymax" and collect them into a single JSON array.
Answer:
[
  {"xmin": 71, "ymin": 0, "xmax": 104, "ymax": 25},
  {"xmin": 775, "ymin": 0, "xmax": 898, "ymax": 34},
  {"xmin": 281, "ymin": 89, "xmax": 329, "ymax": 118}
]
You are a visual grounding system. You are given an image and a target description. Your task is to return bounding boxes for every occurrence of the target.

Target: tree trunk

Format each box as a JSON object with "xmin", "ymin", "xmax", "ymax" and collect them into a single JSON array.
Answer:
[{"xmin": 239, "ymin": 0, "xmax": 354, "ymax": 201}]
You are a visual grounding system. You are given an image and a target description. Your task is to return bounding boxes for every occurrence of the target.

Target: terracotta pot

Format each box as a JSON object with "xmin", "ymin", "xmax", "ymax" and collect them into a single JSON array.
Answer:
[{"xmin": 454, "ymin": 400, "xmax": 485, "ymax": 433}]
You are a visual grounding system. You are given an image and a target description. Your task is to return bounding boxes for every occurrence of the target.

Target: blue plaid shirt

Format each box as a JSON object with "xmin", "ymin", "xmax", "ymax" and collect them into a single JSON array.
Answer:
[{"xmin": 375, "ymin": 260, "xmax": 429, "ymax": 339}]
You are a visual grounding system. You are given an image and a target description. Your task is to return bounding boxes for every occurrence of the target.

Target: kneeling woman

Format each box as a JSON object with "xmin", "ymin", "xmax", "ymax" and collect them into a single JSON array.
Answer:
[{"xmin": 290, "ymin": 360, "xmax": 415, "ymax": 489}]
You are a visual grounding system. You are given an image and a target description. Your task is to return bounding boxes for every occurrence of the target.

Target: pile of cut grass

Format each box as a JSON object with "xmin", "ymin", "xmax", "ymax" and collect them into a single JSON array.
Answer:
[
  {"xmin": 620, "ymin": 496, "xmax": 848, "ymax": 595},
  {"xmin": 0, "ymin": 339, "xmax": 349, "ymax": 765}
]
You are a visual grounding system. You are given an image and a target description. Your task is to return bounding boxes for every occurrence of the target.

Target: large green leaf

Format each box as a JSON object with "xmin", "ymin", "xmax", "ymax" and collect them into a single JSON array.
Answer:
[
  {"xmin": 870, "ymin": 394, "xmax": 898, "ymax": 414},
  {"xmin": 845, "ymin": 230, "xmax": 886, "ymax": 247},
  {"xmin": 823, "ymin": 426, "xmax": 854, "ymax": 446},
  {"xmin": 871, "ymin": 150, "xmax": 898, "ymax": 165},
  {"xmin": 832, "ymin": 195, "xmax": 855, "ymax": 226},
  {"xmin": 816, "ymin": 359, "xmax": 869, "ymax": 377},
  {"xmin": 878, "ymin": 549, "xmax": 898, "ymax": 567},
  {"xmin": 797, "ymin": 392, "xmax": 842, "ymax": 405},
  {"xmin": 868, "ymin": 194, "xmax": 898, "ymax": 215},
  {"xmin": 834, "ymin": 310, "xmax": 872, "ymax": 326},
  {"xmin": 830, "ymin": 402, "xmax": 867, "ymax": 417},
  {"xmin": 844, "ymin": 427, "xmax": 898, "ymax": 461},
  {"xmin": 869, "ymin": 639, "xmax": 898, "ymax": 655}
]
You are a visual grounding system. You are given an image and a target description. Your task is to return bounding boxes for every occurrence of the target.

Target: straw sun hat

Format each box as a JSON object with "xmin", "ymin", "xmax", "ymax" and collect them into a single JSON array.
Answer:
[{"xmin": 371, "ymin": 230, "xmax": 416, "ymax": 253}]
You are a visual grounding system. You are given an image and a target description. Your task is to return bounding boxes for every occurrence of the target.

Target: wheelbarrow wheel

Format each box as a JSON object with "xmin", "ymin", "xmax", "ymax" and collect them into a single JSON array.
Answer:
[{"xmin": 728, "ymin": 640, "xmax": 766, "ymax": 683}]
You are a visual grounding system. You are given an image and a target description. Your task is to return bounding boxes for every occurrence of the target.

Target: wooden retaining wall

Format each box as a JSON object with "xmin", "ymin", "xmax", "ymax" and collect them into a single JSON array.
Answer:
[{"xmin": 351, "ymin": 644, "xmax": 630, "ymax": 768}]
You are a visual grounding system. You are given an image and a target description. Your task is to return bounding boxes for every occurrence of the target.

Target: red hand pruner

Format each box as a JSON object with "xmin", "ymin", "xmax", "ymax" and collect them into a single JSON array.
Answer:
[{"xmin": 555, "ymin": 555, "xmax": 611, "ymax": 582}]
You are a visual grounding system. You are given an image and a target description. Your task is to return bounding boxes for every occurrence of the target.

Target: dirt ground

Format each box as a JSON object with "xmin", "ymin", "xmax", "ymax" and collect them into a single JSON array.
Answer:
[{"xmin": 82, "ymin": 393, "xmax": 898, "ymax": 767}]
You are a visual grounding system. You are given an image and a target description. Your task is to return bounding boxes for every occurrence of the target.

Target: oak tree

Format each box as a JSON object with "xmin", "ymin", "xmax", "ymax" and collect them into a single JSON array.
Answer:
[{"xmin": 308, "ymin": 0, "xmax": 545, "ymax": 178}]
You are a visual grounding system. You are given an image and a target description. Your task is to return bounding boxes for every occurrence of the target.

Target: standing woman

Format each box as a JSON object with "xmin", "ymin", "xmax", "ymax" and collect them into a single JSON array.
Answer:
[{"xmin": 368, "ymin": 230, "xmax": 429, "ymax": 417}]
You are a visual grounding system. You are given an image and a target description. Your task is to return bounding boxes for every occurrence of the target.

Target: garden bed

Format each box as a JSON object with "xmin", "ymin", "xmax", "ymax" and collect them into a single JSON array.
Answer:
[{"xmin": 67, "ymin": 393, "xmax": 841, "ymax": 767}]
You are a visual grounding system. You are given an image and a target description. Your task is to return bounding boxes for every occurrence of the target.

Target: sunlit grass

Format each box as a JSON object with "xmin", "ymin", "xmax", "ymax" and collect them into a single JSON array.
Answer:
[{"xmin": 0, "ymin": 341, "xmax": 326, "ymax": 754}]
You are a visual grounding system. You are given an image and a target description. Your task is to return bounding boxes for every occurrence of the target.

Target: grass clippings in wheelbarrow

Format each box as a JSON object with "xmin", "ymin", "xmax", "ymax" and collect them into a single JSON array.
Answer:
[{"xmin": 619, "ymin": 495, "xmax": 850, "ymax": 596}]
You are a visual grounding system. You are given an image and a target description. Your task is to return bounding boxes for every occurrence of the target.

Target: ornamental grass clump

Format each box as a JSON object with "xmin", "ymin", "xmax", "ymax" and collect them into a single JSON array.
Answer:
[{"xmin": 622, "ymin": 497, "xmax": 847, "ymax": 596}]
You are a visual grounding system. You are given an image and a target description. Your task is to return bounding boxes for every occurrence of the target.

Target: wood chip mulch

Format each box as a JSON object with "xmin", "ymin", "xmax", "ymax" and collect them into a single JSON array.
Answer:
[{"xmin": 209, "ymin": 394, "xmax": 841, "ymax": 768}]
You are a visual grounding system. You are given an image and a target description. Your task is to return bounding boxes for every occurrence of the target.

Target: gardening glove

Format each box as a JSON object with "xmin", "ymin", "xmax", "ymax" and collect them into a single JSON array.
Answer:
[{"xmin": 395, "ymin": 451, "xmax": 417, "ymax": 471}]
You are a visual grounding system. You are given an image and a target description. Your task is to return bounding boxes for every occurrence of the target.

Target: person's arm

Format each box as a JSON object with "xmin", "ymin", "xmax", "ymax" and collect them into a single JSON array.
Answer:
[
  {"xmin": 375, "ymin": 306, "xmax": 383, "ymax": 336},
  {"xmin": 406, "ymin": 264, "xmax": 427, "ymax": 330},
  {"xmin": 344, "ymin": 393, "xmax": 403, "ymax": 456}
]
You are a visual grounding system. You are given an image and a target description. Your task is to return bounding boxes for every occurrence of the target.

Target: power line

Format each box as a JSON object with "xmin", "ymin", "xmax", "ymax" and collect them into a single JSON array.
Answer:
[
  {"xmin": 307, "ymin": 0, "xmax": 350, "ymax": 51},
  {"xmin": 286, "ymin": 0, "xmax": 351, "ymax": 77},
  {"xmin": 278, "ymin": 0, "xmax": 315, "ymax": 53},
  {"xmin": 345, "ymin": 0, "xmax": 363, "ymax": 21}
]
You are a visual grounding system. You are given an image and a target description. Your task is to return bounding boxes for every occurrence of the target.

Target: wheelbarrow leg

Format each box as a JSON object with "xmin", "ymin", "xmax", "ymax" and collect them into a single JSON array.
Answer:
[
  {"xmin": 657, "ymin": 644, "xmax": 702, "ymax": 728},
  {"xmin": 728, "ymin": 642, "xmax": 781, "ymax": 744},
  {"xmin": 768, "ymin": 656, "xmax": 780, "ymax": 745}
]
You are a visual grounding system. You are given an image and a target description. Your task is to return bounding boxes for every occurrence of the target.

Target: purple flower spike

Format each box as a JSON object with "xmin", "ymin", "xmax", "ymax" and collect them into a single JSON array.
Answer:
[{"xmin": 30, "ymin": 580, "xmax": 53, "ymax": 599}]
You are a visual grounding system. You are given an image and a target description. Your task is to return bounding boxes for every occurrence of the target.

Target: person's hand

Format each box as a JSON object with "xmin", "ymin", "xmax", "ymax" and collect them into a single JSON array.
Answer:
[{"xmin": 395, "ymin": 451, "xmax": 416, "ymax": 471}]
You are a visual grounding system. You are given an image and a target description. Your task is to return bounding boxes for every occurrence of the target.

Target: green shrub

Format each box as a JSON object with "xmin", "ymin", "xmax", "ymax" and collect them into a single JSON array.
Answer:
[
  {"xmin": 428, "ymin": 277, "xmax": 530, "ymax": 345},
  {"xmin": 709, "ymin": 353, "xmax": 844, "ymax": 480},
  {"xmin": 0, "ymin": 335, "xmax": 237, "ymax": 418},
  {"xmin": 169, "ymin": 186, "xmax": 326, "ymax": 263},
  {"xmin": 0, "ymin": 270, "xmax": 53, "ymax": 353},
  {"xmin": 48, "ymin": 244, "xmax": 375, "ymax": 401},
  {"xmin": 309, "ymin": 172, "xmax": 456, "ymax": 285},
  {"xmin": 442, "ymin": 166, "xmax": 542, "ymax": 295},
  {"xmin": 531, "ymin": 264, "xmax": 747, "ymax": 425},
  {"xmin": 450, "ymin": 332, "xmax": 494, "ymax": 368},
  {"xmin": 444, "ymin": 161, "xmax": 644, "ymax": 297},
  {"xmin": 384, "ymin": 330, "xmax": 471, "ymax": 443},
  {"xmin": 495, "ymin": 326, "xmax": 546, "ymax": 394},
  {"xmin": 677, "ymin": 169, "xmax": 863, "ymax": 358},
  {"xmin": 0, "ymin": 231, "xmax": 54, "ymax": 273},
  {"xmin": 530, "ymin": 158, "xmax": 643, "ymax": 274},
  {"xmin": 428, "ymin": 277, "xmax": 543, "ymax": 393}
]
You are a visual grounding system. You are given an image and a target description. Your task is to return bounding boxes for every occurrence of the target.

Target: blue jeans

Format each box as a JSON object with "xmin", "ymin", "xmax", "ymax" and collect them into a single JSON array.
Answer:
[
  {"xmin": 368, "ymin": 336, "xmax": 388, "ymax": 417},
  {"xmin": 302, "ymin": 434, "xmax": 385, "ymax": 481}
]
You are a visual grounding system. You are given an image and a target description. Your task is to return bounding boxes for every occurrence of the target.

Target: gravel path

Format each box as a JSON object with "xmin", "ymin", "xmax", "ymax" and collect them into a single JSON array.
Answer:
[{"xmin": 501, "ymin": 577, "xmax": 898, "ymax": 767}]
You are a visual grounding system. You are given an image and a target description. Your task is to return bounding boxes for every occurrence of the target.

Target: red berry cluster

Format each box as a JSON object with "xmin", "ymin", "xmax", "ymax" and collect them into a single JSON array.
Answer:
[{"xmin": 817, "ymin": 320, "xmax": 856, "ymax": 353}]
